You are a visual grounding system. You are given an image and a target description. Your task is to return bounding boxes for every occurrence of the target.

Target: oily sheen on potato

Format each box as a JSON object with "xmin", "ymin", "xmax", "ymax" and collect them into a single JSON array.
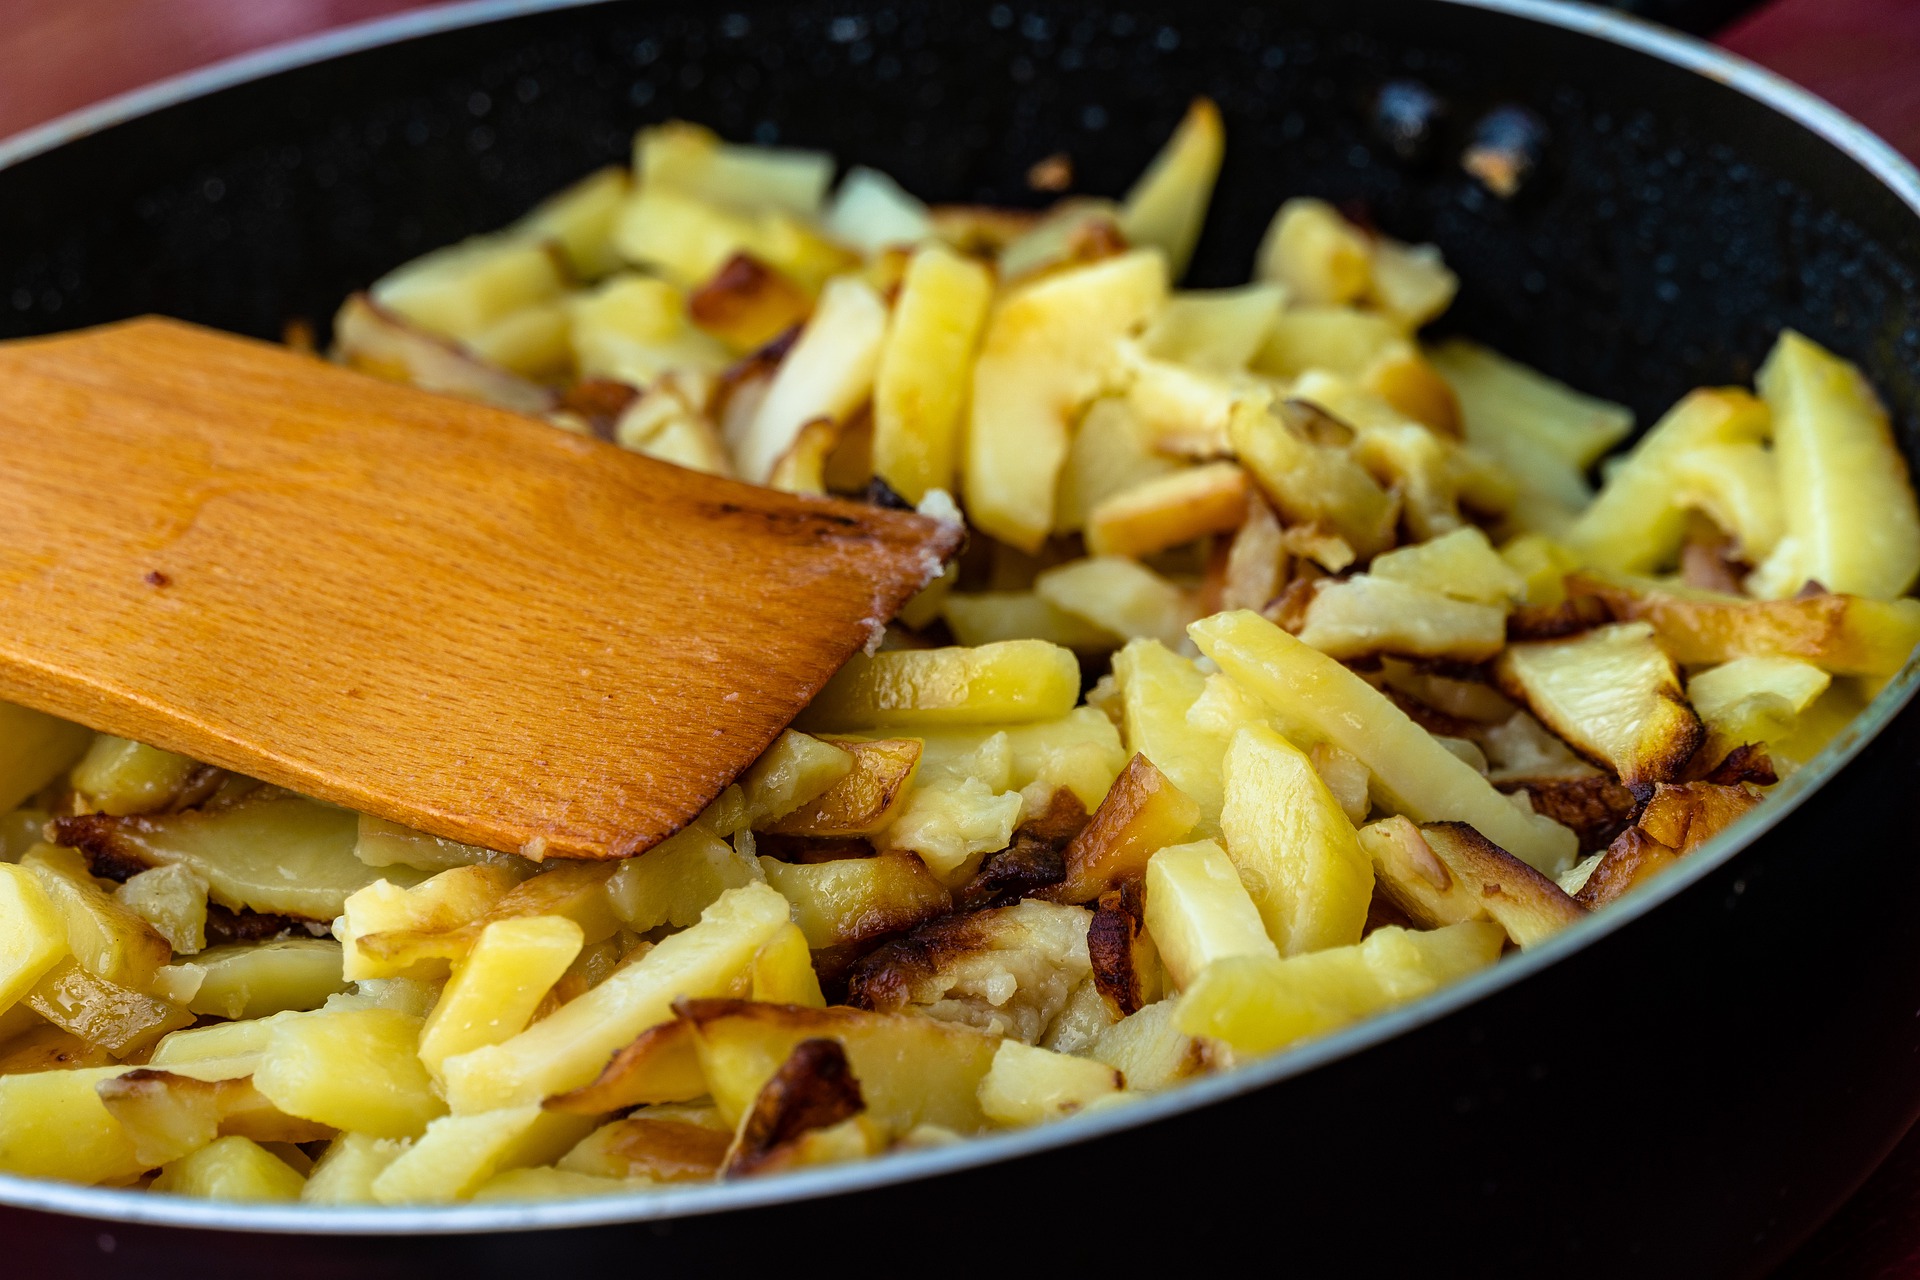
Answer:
[{"xmin": 0, "ymin": 99, "xmax": 1916, "ymax": 1207}]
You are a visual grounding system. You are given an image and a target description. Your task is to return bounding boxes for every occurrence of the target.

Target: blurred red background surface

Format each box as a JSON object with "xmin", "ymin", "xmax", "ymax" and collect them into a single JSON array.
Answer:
[{"xmin": 1, "ymin": 0, "xmax": 1918, "ymax": 1274}]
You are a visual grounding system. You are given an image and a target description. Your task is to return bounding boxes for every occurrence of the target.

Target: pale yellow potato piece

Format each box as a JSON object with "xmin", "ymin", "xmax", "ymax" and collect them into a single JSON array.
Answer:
[
  {"xmin": 150, "ymin": 1016, "xmax": 286, "ymax": 1067},
  {"xmin": 1121, "ymin": 350, "xmax": 1273, "ymax": 458},
  {"xmin": 0, "ymin": 863, "xmax": 69, "ymax": 1011},
  {"xmin": 1568, "ymin": 388, "xmax": 1770, "ymax": 573},
  {"xmin": 1143, "ymin": 839, "xmax": 1278, "ymax": 989},
  {"xmin": 872, "ymin": 243, "xmax": 993, "ymax": 503},
  {"xmin": 966, "ymin": 250, "xmax": 1168, "ymax": 550},
  {"xmin": 996, "ymin": 197, "xmax": 1121, "ymax": 280},
  {"xmin": 371, "ymin": 1106, "xmax": 595, "ymax": 1205},
  {"xmin": 19, "ymin": 843, "xmax": 171, "ymax": 989},
  {"xmin": 254, "ymin": 1008, "xmax": 445, "ymax": 1139},
  {"xmin": 0, "ymin": 1065, "xmax": 145, "ymax": 1183},
  {"xmin": 942, "ymin": 592, "xmax": 1123, "ymax": 651},
  {"xmin": 1754, "ymin": 329, "xmax": 1920, "ymax": 600},
  {"xmin": 1428, "ymin": 338, "xmax": 1632, "ymax": 471},
  {"xmin": 70, "ymin": 735, "xmax": 205, "ymax": 817},
  {"xmin": 633, "ymin": 119, "xmax": 833, "ymax": 217},
  {"xmin": 465, "ymin": 300, "xmax": 572, "ymax": 380},
  {"xmin": 613, "ymin": 186, "xmax": 852, "ymax": 293},
  {"xmin": 566, "ymin": 271, "xmax": 728, "ymax": 385},
  {"xmin": 115, "ymin": 863, "xmax": 209, "ymax": 955},
  {"xmin": 1141, "ymin": 284, "xmax": 1285, "ymax": 372},
  {"xmin": 354, "ymin": 814, "xmax": 530, "ymax": 876},
  {"xmin": 977, "ymin": 1040, "xmax": 1124, "ymax": 1127},
  {"xmin": 904, "ymin": 708, "xmax": 1128, "ymax": 815},
  {"xmin": 737, "ymin": 730, "xmax": 855, "ymax": 826},
  {"xmin": 302, "ymin": 1132, "xmax": 410, "ymax": 1204},
  {"xmin": 1665, "ymin": 441, "xmax": 1784, "ymax": 562},
  {"xmin": 604, "ymin": 823, "xmax": 765, "ymax": 933},
  {"xmin": 1253, "ymin": 305, "xmax": 1406, "ymax": 380},
  {"xmin": 1228, "ymin": 401, "xmax": 1397, "ymax": 559},
  {"xmin": 750, "ymin": 922, "xmax": 826, "ymax": 1008},
  {"xmin": 683, "ymin": 1000, "xmax": 999, "ymax": 1134},
  {"xmin": 372, "ymin": 234, "xmax": 566, "ymax": 342},
  {"xmin": 736, "ymin": 275, "xmax": 888, "ymax": 483},
  {"xmin": 877, "ymin": 779, "xmax": 1024, "ymax": 880},
  {"xmin": 150, "ymin": 1135, "xmax": 306, "ymax": 1201},
  {"xmin": 419, "ymin": 916, "xmax": 584, "ymax": 1076},
  {"xmin": 1116, "ymin": 97, "xmax": 1224, "ymax": 277},
  {"xmin": 511, "ymin": 164, "xmax": 630, "ymax": 279},
  {"xmin": 1085, "ymin": 463, "xmax": 1250, "ymax": 559},
  {"xmin": 1255, "ymin": 198, "xmax": 1371, "ymax": 305},
  {"xmin": 1054, "ymin": 396, "xmax": 1181, "ymax": 533},
  {"xmin": 1366, "ymin": 238, "xmax": 1459, "ymax": 329},
  {"xmin": 1113, "ymin": 639, "xmax": 1228, "ymax": 831},
  {"xmin": 156, "ymin": 939, "xmax": 350, "ymax": 1020},
  {"xmin": 1035, "ymin": 556, "xmax": 1197, "ymax": 650},
  {"xmin": 826, "ymin": 165, "xmax": 934, "ymax": 253},
  {"xmin": 1294, "ymin": 575, "xmax": 1508, "ymax": 664},
  {"xmin": 1189, "ymin": 612, "xmax": 1577, "ymax": 873},
  {"xmin": 1219, "ymin": 725, "xmax": 1372, "ymax": 956},
  {"xmin": 0, "ymin": 701, "xmax": 92, "ymax": 815},
  {"xmin": 797, "ymin": 640, "xmax": 1081, "ymax": 732},
  {"xmin": 1369, "ymin": 527, "xmax": 1525, "ymax": 604},
  {"xmin": 763, "ymin": 847, "xmax": 951, "ymax": 942},
  {"xmin": 1089, "ymin": 998, "xmax": 1211, "ymax": 1091},
  {"xmin": 1687, "ymin": 656, "xmax": 1831, "ymax": 749},
  {"xmin": 337, "ymin": 864, "xmax": 520, "ymax": 981},
  {"xmin": 1176, "ymin": 921, "xmax": 1505, "ymax": 1056},
  {"xmin": 441, "ymin": 881, "xmax": 790, "ymax": 1112}
]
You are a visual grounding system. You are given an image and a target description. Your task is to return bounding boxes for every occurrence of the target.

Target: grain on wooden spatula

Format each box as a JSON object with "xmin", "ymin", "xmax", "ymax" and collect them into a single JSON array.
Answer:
[{"xmin": 0, "ymin": 317, "xmax": 961, "ymax": 859}]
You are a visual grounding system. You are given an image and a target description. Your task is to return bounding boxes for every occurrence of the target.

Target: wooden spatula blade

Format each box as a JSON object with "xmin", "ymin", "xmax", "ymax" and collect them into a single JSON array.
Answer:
[{"xmin": 0, "ymin": 317, "xmax": 961, "ymax": 859}]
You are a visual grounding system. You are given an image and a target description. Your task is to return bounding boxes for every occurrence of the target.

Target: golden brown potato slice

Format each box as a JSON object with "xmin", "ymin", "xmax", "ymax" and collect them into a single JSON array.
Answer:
[
  {"xmin": 1042, "ymin": 754, "xmax": 1201, "ymax": 905},
  {"xmin": 1494, "ymin": 622, "xmax": 1703, "ymax": 789},
  {"xmin": 1416, "ymin": 823, "xmax": 1586, "ymax": 947},
  {"xmin": 724, "ymin": 1037, "xmax": 868, "ymax": 1177},
  {"xmin": 764, "ymin": 738, "xmax": 922, "ymax": 838},
  {"xmin": 353, "ymin": 862, "xmax": 618, "ymax": 975},
  {"xmin": 1633, "ymin": 781, "xmax": 1763, "ymax": 855},
  {"xmin": 678, "ymin": 998, "xmax": 999, "ymax": 1135},
  {"xmin": 758, "ymin": 851, "xmax": 951, "ymax": 958},
  {"xmin": 25, "ymin": 960, "xmax": 191, "ymax": 1056},
  {"xmin": 544, "ymin": 1019, "xmax": 708, "ymax": 1116},
  {"xmin": 96, "ymin": 1069, "xmax": 334, "ymax": 1168},
  {"xmin": 1084, "ymin": 463, "xmax": 1251, "ymax": 560},
  {"xmin": 331, "ymin": 293, "xmax": 555, "ymax": 415},
  {"xmin": 1574, "ymin": 828, "xmax": 1680, "ymax": 909},
  {"xmin": 1572, "ymin": 571, "xmax": 1920, "ymax": 678},
  {"xmin": 1357, "ymin": 816, "xmax": 1486, "ymax": 930},
  {"xmin": 557, "ymin": 1111, "xmax": 730, "ymax": 1182},
  {"xmin": 688, "ymin": 253, "xmax": 813, "ymax": 352},
  {"xmin": 1229, "ymin": 400, "xmax": 1398, "ymax": 560}
]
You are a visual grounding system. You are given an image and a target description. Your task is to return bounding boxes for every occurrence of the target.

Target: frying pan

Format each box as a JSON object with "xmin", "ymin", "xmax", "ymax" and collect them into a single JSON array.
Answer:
[{"xmin": 1, "ymin": 1, "xmax": 1917, "ymax": 1275}]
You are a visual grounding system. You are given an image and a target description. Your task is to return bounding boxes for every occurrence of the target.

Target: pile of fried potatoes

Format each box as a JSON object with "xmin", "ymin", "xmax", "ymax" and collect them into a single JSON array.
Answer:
[{"xmin": 2, "ymin": 101, "xmax": 1917, "ymax": 1205}]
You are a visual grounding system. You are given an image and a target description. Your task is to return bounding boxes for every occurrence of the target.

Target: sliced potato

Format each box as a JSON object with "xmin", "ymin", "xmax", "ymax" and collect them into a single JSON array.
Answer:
[
  {"xmin": 1229, "ymin": 401, "xmax": 1397, "ymax": 559},
  {"xmin": 687, "ymin": 253, "xmax": 813, "ymax": 352},
  {"xmin": 371, "ymin": 234, "xmax": 565, "ymax": 343},
  {"xmin": 1045, "ymin": 754, "xmax": 1200, "ymax": 904},
  {"xmin": 1035, "ymin": 556, "xmax": 1197, "ymax": 650},
  {"xmin": 1142, "ymin": 284, "xmax": 1286, "ymax": 372},
  {"xmin": 966, "ymin": 250, "xmax": 1168, "ymax": 550},
  {"xmin": 1190, "ymin": 611, "xmax": 1577, "ymax": 874},
  {"xmin": 871, "ymin": 244, "xmax": 993, "ymax": 503},
  {"xmin": 25, "ymin": 958, "xmax": 191, "ymax": 1055},
  {"xmin": 253, "ymin": 1007, "xmax": 444, "ymax": 1139},
  {"xmin": 1085, "ymin": 463, "xmax": 1250, "ymax": 560},
  {"xmin": 797, "ymin": 640, "xmax": 1081, "ymax": 732},
  {"xmin": 156, "ymin": 939, "xmax": 350, "ymax": 1020},
  {"xmin": 1112, "ymin": 639, "xmax": 1228, "ymax": 830},
  {"xmin": 0, "ymin": 1065, "xmax": 148, "ymax": 1183},
  {"xmin": 736, "ymin": 275, "xmax": 888, "ymax": 483},
  {"xmin": 1054, "ymin": 396, "xmax": 1181, "ymax": 533},
  {"xmin": 942, "ymin": 592, "xmax": 1123, "ymax": 651},
  {"xmin": 419, "ymin": 916, "xmax": 584, "ymax": 1076},
  {"xmin": 1369, "ymin": 527, "xmax": 1525, "ymax": 605},
  {"xmin": 977, "ymin": 1040, "xmax": 1123, "ymax": 1126},
  {"xmin": 826, "ymin": 166, "xmax": 935, "ymax": 252},
  {"xmin": 1089, "ymin": 998, "xmax": 1213, "ymax": 1091},
  {"xmin": 97, "ymin": 1069, "xmax": 332, "ymax": 1168},
  {"xmin": 765, "ymin": 738, "xmax": 922, "ymax": 837},
  {"xmin": 372, "ymin": 1105, "xmax": 595, "ymax": 1205},
  {"xmin": 1573, "ymin": 571, "xmax": 1920, "ymax": 677},
  {"xmin": 333, "ymin": 293, "xmax": 556, "ymax": 415},
  {"xmin": 1116, "ymin": 97, "xmax": 1224, "ymax": 278},
  {"xmin": 0, "ymin": 702, "xmax": 93, "ymax": 815},
  {"xmin": 1754, "ymin": 329, "xmax": 1920, "ymax": 600},
  {"xmin": 1143, "ymin": 839, "xmax": 1278, "ymax": 989},
  {"xmin": 19, "ymin": 843, "xmax": 171, "ymax": 989},
  {"xmin": 1687, "ymin": 656, "xmax": 1831, "ymax": 753},
  {"xmin": 1255, "ymin": 199, "xmax": 1371, "ymax": 305},
  {"xmin": 761, "ymin": 852, "xmax": 952, "ymax": 950},
  {"xmin": 1417, "ymin": 823, "xmax": 1586, "ymax": 947},
  {"xmin": 1294, "ymin": 575, "xmax": 1508, "ymax": 664},
  {"xmin": 151, "ymin": 1135, "xmax": 307, "ymax": 1201},
  {"xmin": 511, "ymin": 164, "xmax": 629, "ymax": 279},
  {"xmin": 70, "ymin": 735, "xmax": 211, "ymax": 818},
  {"xmin": 737, "ymin": 730, "xmax": 855, "ymax": 827},
  {"xmin": 1175, "ymin": 921, "xmax": 1504, "ymax": 1056},
  {"xmin": 634, "ymin": 120, "xmax": 833, "ymax": 217}
]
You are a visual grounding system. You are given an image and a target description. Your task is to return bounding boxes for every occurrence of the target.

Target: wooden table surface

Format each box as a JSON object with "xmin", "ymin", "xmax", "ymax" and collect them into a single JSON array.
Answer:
[{"xmin": 3, "ymin": 0, "xmax": 1919, "ymax": 1273}]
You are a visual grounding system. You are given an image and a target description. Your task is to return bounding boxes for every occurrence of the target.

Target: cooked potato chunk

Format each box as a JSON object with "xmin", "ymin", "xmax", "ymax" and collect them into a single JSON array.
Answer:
[
  {"xmin": 1143, "ymin": 840, "xmax": 1278, "ymax": 988},
  {"xmin": 253, "ymin": 1008, "xmax": 445, "ymax": 1139},
  {"xmin": 1255, "ymin": 199, "xmax": 1372, "ymax": 305},
  {"xmin": 978, "ymin": 1040, "xmax": 1124, "ymax": 1126},
  {"xmin": 1116, "ymin": 97, "xmax": 1224, "ymax": 277},
  {"xmin": 872, "ymin": 244, "xmax": 994, "ymax": 503},
  {"xmin": 1229, "ymin": 400, "xmax": 1398, "ymax": 558},
  {"xmin": 1085, "ymin": 463, "xmax": 1250, "ymax": 560},
  {"xmin": 1112, "ymin": 639, "xmax": 1229, "ymax": 830},
  {"xmin": 97, "ymin": 1069, "xmax": 332, "ymax": 1168},
  {"xmin": 1035, "ymin": 556, "xmax": 1197, "ymax": 650},
  {"xmin": 1176, "ymin": 921, "xmax": 1505, "ymax": 1055},
  {"xmin": 966, "ymin": 251, "xmax": 1168, "ymax": 550},
  {"xmin": 605, "ymin": 824, "xmax": 764, "ymax": 933},
  {"xmin": 1089, "ymin": 998, "xmax": 1213, "ymax": 1091},
  {"xmin": 114, "ymin": 863, "xmax": 209, "ymax": 955},
  {"xmin": 1045, "ymin": 754, "xmax": 1200, "ymax": 904},
  {"xmin": 0, "ymin": 1065, "xmax": 148, "ymax": 1182},
  {"xmin": 1416, "ymin": 823, "xmax": 1586, "ymax": 947},
  {"xmin": 156, "ymin": 939, "xmax": 350, "ymax": 1020},
  {"xmin": 1687, "ymin": 656, "xmax": 1832, "ymax": 753},
  {"xmin": 942, "ymin": 592, "xmax": 1123, "ymax": 651},
  {"xmin": 1191, "ymin": 612, "xmax": 1577, "ymax": 873},
  {"xmin": 0, "ymin": 702, "xmax": 92, "ymax": 814},
  {"xmin": 151, "ymin": 1135, "xmax": 307, "ymax": 1202},
  {"xmin": 70, "ymin": 735, "xmax": 210, "ymax": 817},
  {"xmin": 1495, "ymin": 623, "xmax": 1704, "ymax": 788},
  {"xmin": 0, "ymin": 864, "xmax": 75, "ymax": 1012},
  {"xmin": 1294, "ymin": 575, "xmax": 1508, "ymax": 663},
  {"xmin": 1369, "ymin": 527, "xmax": 1525, "ymax": 605},
  {"xmin": 371, "ymin": 1106, "xmax": 594, "ymax": 1205},
  {"xmin": 419, "ymin": 916, "xmax": 583, "ymax": 1076},
  {"xmin": 736, "ymin": 275, "xmax": 888, "ymax": 483},
  {"xmin": 1753, "ymin": 329, "xmax": 1920, "ymax": 600},
  {"xmin": 798, "ymin": 641, "xmax": 1081, "ymax": 732},
  {"xmin": 1054, "ymin": 396, "xmax": 1182, "ymax": 533},
  {"xmin": 1142, "ymin": 284, "xmax": 1285, "ymax": 372},
  {"xmin": 1219, "ymin": 725, "xmax": 1373, "ymax": 955},
  {"xmin": 765, "ymin": 738, "xmax": 921, "ymax": 837},
  {"xmin": 440, "ymin": 881, "xmax": 790, "ymax": 1112},
  {"xmin": 372, "ymin": 234, "xmax": 566, "ymax": 344},
  {"xmin": 302, "ymin": 1132, "xmax": 410, "ymax": 1205},
  {"xmin": 737, "ymin": 730, "xmax": 855, "ymax": 826},
  {"xmin": 19, "ymin": 843, "xmax": 171, "ymax": 989},
  {"xmin": 759, "ymin": 852, "xmax": 951, "ymax": 951}
]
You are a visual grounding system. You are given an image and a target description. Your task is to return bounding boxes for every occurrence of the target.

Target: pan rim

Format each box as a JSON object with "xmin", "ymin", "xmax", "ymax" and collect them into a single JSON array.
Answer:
[{"xmin": 2, "ymin": 0, "xmax": 1917, "ymax": 1237}]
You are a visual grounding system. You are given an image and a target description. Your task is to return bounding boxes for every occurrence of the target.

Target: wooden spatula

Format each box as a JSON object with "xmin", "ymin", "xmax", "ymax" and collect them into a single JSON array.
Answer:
[{"xmin": 0, "ymin": 317, "xmax": 962, "ymax": 859}]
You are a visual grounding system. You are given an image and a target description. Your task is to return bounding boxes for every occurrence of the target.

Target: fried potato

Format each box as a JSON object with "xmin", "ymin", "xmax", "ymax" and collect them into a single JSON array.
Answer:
[
  {"xmin": 735, "ymin": 275, "xmax": 887, "ymax": 482},
  {"xmin": 1175, "ymin": 921, "xmax": 1504, "ymax": 1056},
  {"xmin": 966, "ymin": 250, "xmax": 1168, "ymax": 550},
  {"xmin": 1085, "ymin": 463, "xmax": 1250, "ymax": 560},
  {"xmin": 1116, "ymin": 97, "xmax": 1224, "ymax": 278},
  {"xmin": 1366, "ymin": 238, "xmax": 1459, "ymax": 329},
  {"xmin": 942, "ymin": 592, "xmax": 1124, "ymax": 651},
  {"xmin": 1229, "ymin": 400, "xmax": 1398, "ymax": 560},
  {"xmin": 688, "ymin": 253, "xmax": 813, "ymax": 352},
  {"xmin": 765, "ymin": 738, "xmax": 922, "ymax": 837},
  {"xmin": 1219, "ymin": 725, "xmax": 1373, "ymax": 955},
  {"xmin": 371, "ymin": 234, "xmax": 566, "ymax": 344},
  {"xmin": 155, "ymin": 939, "xmax": 349, "ymax": 1021},
  {"xmin": 333, "ymin": 293, "xmax": 557, "ymax": 415},
  {"xmin": 1043, "ymin": 755, "xmax": 1200, "ymax": 904},
  {"xmin": 152, "ymin": 1135, "xmax": 307, "ymax": 1201},
  {"xmin": 1572, "ymin": 571, "xmax": 1920, "ymax": 677},
  {"xmin": 371, "ymin": 1106, "xmax": 595, "ymax": 1204},
  {"xmin": 635, "ymin": 120, "xmax": 833, "ymax": 217},
  {"xmin": 1293, "ymin": 575, "xmax": 1508, "ymax": 664},
  {"xmin": 738, "ymin": 730, "xmax": 856, "ymax": 827},
  {"xmin": 1687, "ymin": 656, "xmax": 1831, "ymax": 754},
  {"xmin": 978, "ymin": 1040, "xmax": 1124, "ymax": 1126},
  {"xmin": 0, "ymin": 705, "xmax": 97, "ymax": 816},
  {"xmin": 1752, "ymin": 329, "xmax": 1920, "ymax": 600},
  {"xmin": 1055, "ymin": 396, "xmax": 1182, "ymax": 533},
  {"xmin": 1255, "ymin": 198, "xmax": 1372, "ymax": 306},
  {"xmin": 510, "ymin": 164, "xmax": 629, "ymax": 279},
  {"xmin": 1371, "ymin": 527, "xmax": 1525, "ymax": 605},
  {"xmin": 557, "ymin": 1109, "xmax": 730, "ymax": 1181},
  {"xmin": 1035, "ymin": 556, "xmax": 1198, "ymax": 650},
  {"xmin": 871, "ymin": 244, "xmax": 993, "ymax": 503},
  {"xmin": 418, "ymin": 916, "xmax": 584, "ymax": 1076},
  {"xmin": 18, "ymin": 843, "xmax": 171, "ymax": 991},
  {"xmin": 759, "ymin": 852, "xmax": 951, "ymax": 950},
  {"xmin": 337, "ymin": 863, "xmax": 522, "ymax": 980},
  {"xmin": 798, "ymin": 640, "xmax": 1081, "ymax": 732},
  {"xmin": 1192, "ymin": 612, "xmax": 1578, "ymax": 873},
  {"xmin": 826, "ymin": 165, "xmax": 936, "ymax": 252},
  {"xmin": 1416, "ymin": 822, "xmax": 1586, "ymax": 947},
  {"xmin": 1112, "ymin": 639, "xmax": 1230, "ymax": 831},
  {"xmin": 1089, "ymin": 998, "xmax": 1214, "ymax": 1091},
  {"xmin": 70, "ymin": 735, "xmax": 211, "ymax": 818},
  {"xmin": 1143, "ymin": 840, "xmax": 1278, "ymax": 988},
  {"xmin": 1142, "ymin": 284, "xmax": 1286, "ymax": 372},
  {"xmin": 97, "ymin": 1069, "xmax": 333, "ymax": 1168},
  {"xmin": 1494, "ymin": 622, "xmax": 1703, "ymax": 788}
]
